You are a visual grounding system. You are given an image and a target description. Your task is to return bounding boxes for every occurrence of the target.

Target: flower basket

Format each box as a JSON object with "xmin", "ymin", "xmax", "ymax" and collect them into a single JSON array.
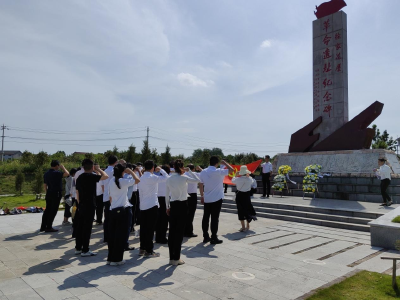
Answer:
[
  {"xmin": 278, "ymin": 165, "xmax": 292, "ymax": 175},
  {"xmin": 272, "ymin": 174, "xmax": 286, "ymax": 192},
  {"xmin": 303, "ymin": 164, "xmax": 321, "ymax": 199}
]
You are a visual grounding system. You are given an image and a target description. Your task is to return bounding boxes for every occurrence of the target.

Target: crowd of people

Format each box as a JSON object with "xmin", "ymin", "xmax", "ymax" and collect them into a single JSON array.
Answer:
[{"xmin": 39, "ymin": 155, "xmax": 262, "ymax": 266}]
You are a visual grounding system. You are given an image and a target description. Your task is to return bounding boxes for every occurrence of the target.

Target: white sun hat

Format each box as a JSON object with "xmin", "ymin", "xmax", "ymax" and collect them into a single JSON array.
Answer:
[{"xmin": 238, "ymin": 165, "xmax": 251, "ymax": 176}]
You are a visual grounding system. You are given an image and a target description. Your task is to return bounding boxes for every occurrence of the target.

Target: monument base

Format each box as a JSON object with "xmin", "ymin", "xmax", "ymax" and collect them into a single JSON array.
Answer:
[{"xmin": 273, "ymin": 149, "xmax": 400, "ymax": 175}]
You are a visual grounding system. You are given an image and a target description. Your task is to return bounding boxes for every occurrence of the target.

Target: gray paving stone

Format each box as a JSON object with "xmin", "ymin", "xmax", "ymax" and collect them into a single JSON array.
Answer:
[
  {"xmin": 170, "ymin": 286, "xmax": 217, "ymax": 300},
  {"xmin": 35, "ymin": 284, "xmax": 75, "ymax": 300},
  {"xmin": 256, "ymin": 233, "xmax": 312, "ymax": 248},
  {"xmin": 5, "ymin": 289, "xmax": 43, "ymax": 300},
  {"xmin": 324, "ymin": 245, "xmax": 383, "ymax": 266},
  {"xmin": 22, "ymin": 273, "xmax": 57, "ymax": 289},
  {"xmin": 296, "ymin": 240, "xmax": 356, "ymax": 259},
  {"xmin": 238, "ymin": 286, "xmax": 288, "ymax": 300},
  {"xmin": 99, "ymin": 284, "xmax": 148, "ymax": 300},
  {"xmin": 77, "ymin": 290, "xmax": 113, "ymax": 300},
  {"xmin": 0, "ymin": 277, "xmax": 32, "ymax": 295},
  {"xmin": 179, "ymin": 264, "xmax": 215, "ymax": 279}
]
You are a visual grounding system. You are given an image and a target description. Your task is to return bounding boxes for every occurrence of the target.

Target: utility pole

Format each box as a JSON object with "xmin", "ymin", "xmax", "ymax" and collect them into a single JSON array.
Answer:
[
  {"xmin": 1, "ymin": 124, "xmax": 8, "ymax": 162},
  {"xmin": 146, "ymin": 126, "xmax": 149, "ymax": 145}
]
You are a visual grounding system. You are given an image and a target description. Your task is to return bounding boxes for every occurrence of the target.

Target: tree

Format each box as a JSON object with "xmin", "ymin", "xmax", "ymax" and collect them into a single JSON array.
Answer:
[
  {"xmin": 34, "ymin": 151, "xmax": 49, "ymax": 167},
  {"xmin": 84, "ymin": 152, "xmax": 94, "ymax": 160},
  {"xmin": 210, "ymin": 148, "xmax": 224, "ymax": 158},
  {"xmin": 51, "ymin": 151, "xmax": 66, "ymax": 161},
  {"xmin": 372, "ymin": 124, "xmax": 396, "ymax": 151},
  {"xmin": 32, "ymin": 169, "xmax": 43, "ymax": 195},
  {"xmin": 20, "ymin": 150, "xmax": 33, "ymax": 164},
  {"xmin": 112, "ymin": 146, "xmax": 119, "ymax": 156},
  {"xmin": 161, "ymin": 145, "xmax": 172, "ymax": 165},
  {"xmin": 201, "ymin": 149, "xmax": 211, "ymax": 167},
  {"xmin": 15, "ymin": 169, "xmax": 25, "ymax": 195},
  {"xmin": 126, "ymin": 145, "xmax": 137, "ymax": 163},
  {"xmin": 140, "ymin": 140, "xmax": 151, "ymax": 162},
  {"xmin": 151, "ymin": 148, "xmax": 159, "ymax": 163}
]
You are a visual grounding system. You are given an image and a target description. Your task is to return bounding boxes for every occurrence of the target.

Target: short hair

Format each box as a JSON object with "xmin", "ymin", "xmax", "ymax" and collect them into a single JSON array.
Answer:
[
  {"xmin": 82, "ymin": 158, "xmax": 94, "ymax": 171},
  {"xmin": 187, "ymin": 163, "xmax": 195, "ymax": 171},
  {"xmin": 108, "ymin": 155, "xmax": 118, "ymax": 165},
  {"xmin": 131, "ymin": 164, "xmax": 137, "ymax": 170},
  {"xmin": 69, "ymin": 168, "xmax": 77, "ymax": 176},
  {"xmin": 126, "ymin": 163, "xmax": 132, "ymax": 170},
  {"xmin": 144, "ymin": 160, "xmax": 154, "ymax": 171},
  {"xmin": 162, "ymin": 165, "xmax": 171, "ymax": 175},
  {"xmin": 210, "ymin": 156, "xmax": 219, "ymax": 166},
  {"xmin": 378, "ymin": 158, "xmax": 387, "ymax": 162},
  {"xmin": 51, "ymin": 160, "xmax": 60, "ymax": 167},
  {"xmin": 136, "ymin": 162, "xmax": 142, "ymax": 166},
  {"xmin": 265, "ymin": 155, "xmax": 270, "ymax": 159},
  {"xmin": 169, "ymin": 161, "xmax": 174, "ymax": 168}
]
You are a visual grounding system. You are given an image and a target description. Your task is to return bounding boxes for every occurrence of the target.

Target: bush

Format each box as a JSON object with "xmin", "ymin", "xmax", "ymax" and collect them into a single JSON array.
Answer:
[
  {"xmin": 32, "ymin": 169, "xmax": 44, "ymax": 195},
  {"xmin": 15, "ymin": 169, "xmax": 25, "ymax": 195}
]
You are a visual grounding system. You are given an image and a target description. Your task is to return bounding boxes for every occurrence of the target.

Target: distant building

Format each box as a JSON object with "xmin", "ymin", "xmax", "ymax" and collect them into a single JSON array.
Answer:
[{"xmin": 2, "ymin": 150, "xmax": 22, "ymax": 160}]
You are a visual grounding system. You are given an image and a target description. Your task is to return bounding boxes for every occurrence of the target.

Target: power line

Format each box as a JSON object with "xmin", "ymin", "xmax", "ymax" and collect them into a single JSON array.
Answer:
[
  {"xmin": 8, "ymin": 128, "xmax": 146, "ymax": 135},
  {"xmin": 6, "ymin": 136, "xmax": 146, "ymax": 142},
  {"xmin": 8, "ymin": 126, "xmax": 146, "ymax": 134}
]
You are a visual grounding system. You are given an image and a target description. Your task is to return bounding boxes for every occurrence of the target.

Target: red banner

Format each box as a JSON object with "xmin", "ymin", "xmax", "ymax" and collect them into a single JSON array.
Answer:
[{"xmin": 223, "ymin": 159, "xmax": 262, "ymax": 185}]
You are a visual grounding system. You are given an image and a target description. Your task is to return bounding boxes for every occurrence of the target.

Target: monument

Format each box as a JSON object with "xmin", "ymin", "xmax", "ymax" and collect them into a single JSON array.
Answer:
[{"xmin": 274, "ymin": 0, "xmax": 400, "ymax": 178}]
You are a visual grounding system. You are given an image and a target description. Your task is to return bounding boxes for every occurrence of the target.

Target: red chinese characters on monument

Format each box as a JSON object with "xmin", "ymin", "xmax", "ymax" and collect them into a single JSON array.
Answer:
[
  {"xmin": 323, "ymin": 19, "xmax": 330, "ymax": 33},
  {"xmin": 323, "ymin": 78, "xmax": 332, "ymax": 88},
  {"xmin": 323, "ymin": 48, "xmax": 332, "ymax": 59},
  {"xmin": 323, "ymin": 91, "xmax": 332, "ymax": 102},
  {"xmin": 336, "ymin": 63, "xmax": 342, "ymax": 72},
  {"xmin": 323, "ymin": 35, "xmax": 332, "ymax": 46},
  {"xmin": 323, "ymin": 104, "xmax": 333, "ymax": 117},
  {"xmin": 313, "ymin": 68, "xmax": 321, "ymax": 112},
  {"xmin": 323, "ymin": 63, "xmax": 332, "ymax": 73}
]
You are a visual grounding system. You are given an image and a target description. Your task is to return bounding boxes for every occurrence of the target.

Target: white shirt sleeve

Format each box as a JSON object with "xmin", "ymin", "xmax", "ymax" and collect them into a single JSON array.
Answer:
[
  {"xmin": 185, "ymin": 170, "xmax": 201, "ymax": 183},
  {"xmin": 165, "ymin": 182, "xmax": 171, "ymax": 209},
  {"xmin": 220, "ymin": 169, "xmax": 229, "ymax": 176},
  {"xmin": 156, "ymin": 169, "xmax": 170, "ymax": 183}
]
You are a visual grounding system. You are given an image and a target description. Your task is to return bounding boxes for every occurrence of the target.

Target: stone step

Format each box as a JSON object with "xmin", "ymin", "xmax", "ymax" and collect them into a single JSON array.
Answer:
[
  {"xmin": 253, "ymin": 176, "xmax": 400, "ymax": 186},
  {"xmin": 197, "ymin": 204, "xmax": 370, "ymax": 232}
]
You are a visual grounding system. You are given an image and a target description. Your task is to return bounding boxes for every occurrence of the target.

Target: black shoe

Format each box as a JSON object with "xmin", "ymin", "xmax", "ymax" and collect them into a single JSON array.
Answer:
[
  {"xmin": 155, "ymin": 239, "xmax": 168, "ymax": 244},
  {"xmin": 203, "ymin": 236, "xmax": 211, "ymax": 243},
  {"xmin": 184, "ymin": 233, "xmax": 198, "ymax": 238},
  {"xmin": 124, "ymin": 245, "xmax": 135, "ymax": 251},
  {"xmin": 387, "ymin": 201, "xmax": 393, "ymax": 207},
  {"xmin": 39, "ymin": 228, "xmax": 45, "ymax": 232},
  {"xmin": 210, "ymin": 238, "xmax": 223, "ymax": 245},
  {"xmin": 380, "ymin": 203, "xmax": 387, "ymax": 206}
]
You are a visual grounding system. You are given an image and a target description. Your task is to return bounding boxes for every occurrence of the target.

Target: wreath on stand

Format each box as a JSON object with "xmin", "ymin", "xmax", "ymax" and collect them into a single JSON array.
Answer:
[
  {"xmin": 303, "ymin": 164, "xmax": 322, "ymax": 198},
  {"xmin": 272, "ymin": 165, "xmax": 292, "ymax": 193}
]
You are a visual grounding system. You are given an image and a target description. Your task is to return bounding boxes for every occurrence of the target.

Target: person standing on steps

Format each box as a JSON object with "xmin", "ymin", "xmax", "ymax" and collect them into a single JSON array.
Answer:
[
  {"xmin": 75, "ymin": 159, "xmax": 109, "ymax": 257},
  {"xmin": 232, "ymin": 166, "xmax": 257, "ymax": 232},
  {"xmin": 199, "ymin": 156, "xmax": 234, "ymax": 245},
  {"xmin": 101, "ymin": 155, "xmax": 118, "ymax": 243},
  {"xmin": 155, "ymin": 165, "xmax": 171, "ymax": 244},
  {"xmin": 260, "ymin": 155, "xmax": 272, "ymax": 199},
  {"xmin": 40, "ymin": 160, "xmax": 69, "ymax": 233},
  {"xmin": 138, "ymin": 160, "xmax": 169, "ymax": 258},
  {"xmin": 166, "ymin": 160, "xmax": 201, "ymax": 266},
  {"xmin": 374, "ymin": 158, "xmax": 394, "ymax": 207},
  {"xmin": 184, "ymin": 164, "xmax": 200, "ymax": 238}
]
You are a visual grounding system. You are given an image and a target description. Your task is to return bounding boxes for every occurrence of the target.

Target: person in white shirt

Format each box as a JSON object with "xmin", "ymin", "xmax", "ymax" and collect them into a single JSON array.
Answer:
[
  {"xmin": 232, "ymin": 166, "xmax": 257, "ymax": 232},
  {"xmin": 260, "ymin": 155, "xmax": 273, "ymax": 199},
  {"xmin": 129, "ymin": 165, "xmax": 141, "ymax": 232},
  {"xmin": 184, "ymin": 164, "xmax": 200, "ymax": 238},
  {"xmin": 165, "ymin": 160, "xmax": 201, "ymax": 266},
  {"xmin": 199, "ymin": 156, "xmax": 234, "ymax": 245},
  {"xmin": 137, "ymin": 160, "xmax": 169, "ymax": 258},
  {"xmin": 155, "ymin": 165, "xmax": 171, "ymax": 244},
  {"xmin": 107, "ymin": 164, "xmax": 140, "ymax": 266},
  {"xmin": 101, "ymin": 155, "xmax": 118, "ymax": 243},
  {"xmin": 95, "ymin": 180, "xmax": 104, "ymax": 225},
  {"xmin": 374, "ymin": 158, "xmax": 394, "ymax": 206}
]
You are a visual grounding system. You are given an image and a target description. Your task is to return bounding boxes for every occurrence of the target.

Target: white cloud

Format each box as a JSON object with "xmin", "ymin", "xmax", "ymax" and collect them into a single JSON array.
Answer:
[
  {"xmin": 177, "ymin": 73, "xmax": 214, "ymax": 87},
  {"xmin": 260, "ymin": 39, "xmax": 272, "ymax": 48},
  {"xmin": 217, "ymin": 61, "xmax": 233, "ymax": 68}
]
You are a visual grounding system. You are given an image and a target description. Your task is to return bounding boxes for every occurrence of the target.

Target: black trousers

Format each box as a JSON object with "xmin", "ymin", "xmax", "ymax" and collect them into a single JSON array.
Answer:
[
  {"xmin": 140, "ymin": 205, "xmax": 158, "ymax": 253},
  {"xmin": 95, "ymin": 195, "xmax": 104, "ymax": 223},
  {"xmin": 108, "ymin": 207, "xmax": 127, "ymax": 262},
  {"xmin": 169, "ymin": 200, "xmax": 188, "ymax": 260},
  {"xmin": 71, "ymin": 198, "xmax": 78, "ymax": 238},
  {"xmin": 103, "ymin": 201, "xmax": 111, "ymax": 242},
  {"xmin": 129, "ymin": 191, "xmax": 139, "ymax": 230},
  {"xmin": 40, "ymin": 191, "xmax": 62, "ymax": 230},
  {"xmin": 381, "ymin": 179, "xmax": 392, "ymax": 204},
  {"xmin": 224, "ymin": 184, "xmax": 228, "ymax": 193},
  {"xmin": 202, "ymin": 199, "xmax": 223, "ymax": 239},
  {"xmin": 135, "ymin": 191, "xmax": 141, "ymax": 226},
  {"xmin": 64, "ymin": 195, "xmax": 71, "ymax": 218},
  {"xmin": 185, "ymin": 193, "xmax": 197, "ymax": 235},
  {"xmin": 125, "ymin": 206, "xmax": 133, "ymax": 248},
  {"xmin": 156, "ymin": 197, "xmax": 168, "ymax": 242},
  {"xmin": 75, "ymin": 205, "xmax": 95, "ymax": 253},
  {"xmin": 236, "ymin": 191, "xmax": 256, "ymax": 221},
  {"xmin": 262, "ymin": 173, "xmax": 271, "ymax": 197}
]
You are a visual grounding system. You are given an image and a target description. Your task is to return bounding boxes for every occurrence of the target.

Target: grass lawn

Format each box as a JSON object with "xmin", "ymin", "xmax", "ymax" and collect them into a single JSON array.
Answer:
[
  {"xmin": 0, "ymin": 194, "xmax": 47, "ymax": 209},
  {"xmin": 307, "ymin": 270, "xmax": 400, "ymax": 300},
  {"xmin": 392, "ymin": 216, "xmax": 400, "ymax": 223}
]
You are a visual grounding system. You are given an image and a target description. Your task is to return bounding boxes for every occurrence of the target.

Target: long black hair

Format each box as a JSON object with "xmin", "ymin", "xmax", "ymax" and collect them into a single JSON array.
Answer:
[{"xmin": 113, "ymin": 163, "xmax": 126, "ymax": 189}]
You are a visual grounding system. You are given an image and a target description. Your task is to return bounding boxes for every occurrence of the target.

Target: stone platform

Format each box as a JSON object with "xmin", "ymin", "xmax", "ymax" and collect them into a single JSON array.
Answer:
[{"xmin": 273, "ymin": 149, "xmax": 400, "ymax": 175}]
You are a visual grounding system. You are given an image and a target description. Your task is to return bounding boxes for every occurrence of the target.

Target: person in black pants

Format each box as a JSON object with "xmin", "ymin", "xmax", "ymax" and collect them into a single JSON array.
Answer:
[
  {"xmin": 137, "ymin": 160, "xmax": 169, "ymax": 257},
  {"xmin": 155, "ymin": 165, "xmax": 171, "ymax": 244},
  {"xmin": 260, "ymin": 155, "xmax": 272, "ymax": 199},
  {"xmin": 75, "ymin": 160, "xmax": 108, "ymax": 257},
  {"xmin": 40, "ymin": 160, "xmax": 69, "ymax": 233},
  {"xmin": 199, "ymin": 157, "xmax": 234, "ymax": 244},
  {"xmin": 374, "ymin": 158, "xmax": 394, "ymax": 206},
  {"xmin": 184, "ymin": 164, "xmax": 199, "ymax": 238},
  {"xmin": 166, "ymin": 160, "xmax": 200, "ymax": 265},
  {"xmin": 95, "ymin": 180, "xmax": 104, "ymax": 225}
]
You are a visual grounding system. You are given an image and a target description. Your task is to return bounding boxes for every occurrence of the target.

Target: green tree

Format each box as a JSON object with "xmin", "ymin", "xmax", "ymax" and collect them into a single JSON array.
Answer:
[
  {"xmin": 151, "ymin": 148, "xmax": 159, "ymax": 163},
  {"xmin": 201, "ymin": 149, "xmax": 211, "ymax": 167},
  {"xmin": 15, "ymin": 169, "xmax": 25, "ymax": 195},
  {"xmin": 20, "ymin": 150, "xmax": 33, "ymax": 164},
  {"xmin": 140, "ymin": 140, "xmax": 151, "ymax": 162},
  {"xmin": 210, "ymin": 148, "xmax": 224, "ymax": 158},
  {"xmin": 32, "ymin": 169, "xmax": 43, "ymax": 195},
  {"xmin": 372, "ymin": 124, "xmax": 396, "ymax": 151},
  {"xmin": 161, "ymin": 145, "xmax": 172, "ymax": 165},
  {"xmin": 112, "ymin": 146, "xmax": 119, "ymax": 156},
  {"xmin": 126, "ymin": 145, "xmax": 137, "ymax": 163},
  {"xmin": 51, "ymin": 151, "xmax": 66, "ymax": 161},
  {"xmin": 84, "ymin": 152, "xmax": 94, "ymax": 160},
  {"xmin": 34, "ymin": 151, "xmax": 49, "ymax": 167}
]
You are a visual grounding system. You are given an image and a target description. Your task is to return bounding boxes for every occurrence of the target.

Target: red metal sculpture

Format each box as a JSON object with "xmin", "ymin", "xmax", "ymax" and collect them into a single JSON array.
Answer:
[
  {"xmin": 314, "ymin": 0, "xmax": 347, "ymax": 19},
  {"xmin": 288, "ymin": 117, "xmax": 322, "ymax": 153}
]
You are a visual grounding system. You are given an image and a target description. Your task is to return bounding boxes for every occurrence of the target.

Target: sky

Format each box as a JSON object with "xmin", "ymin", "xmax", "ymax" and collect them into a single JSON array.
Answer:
[{"xmin": 0, "ymin": 0, "xmax": 399, "ymax": 158}]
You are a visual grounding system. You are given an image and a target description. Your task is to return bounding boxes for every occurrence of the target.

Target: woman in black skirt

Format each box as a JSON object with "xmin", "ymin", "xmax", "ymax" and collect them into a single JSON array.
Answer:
[{"xmin": 232, "ymin": 166, "xmax": 257, "ymax": 232}]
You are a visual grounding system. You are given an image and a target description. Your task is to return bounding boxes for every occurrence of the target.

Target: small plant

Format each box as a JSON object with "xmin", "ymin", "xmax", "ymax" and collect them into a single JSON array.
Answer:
[
  {"xmin": 15, "ymin": 169, "xmax": 25, "ymax": 195},
  {"xmin": 392, "ymin": 216, "xmax": 400, "ymax": 224}
]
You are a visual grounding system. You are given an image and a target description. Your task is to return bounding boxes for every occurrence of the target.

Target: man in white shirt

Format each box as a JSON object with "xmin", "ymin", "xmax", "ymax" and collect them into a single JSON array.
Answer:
[
  {"xmin": 199, "ymin": 156, "xmax": 234, "ymax": 244},
  {"xmin": 184, "ymin": 164, "xmax": 200, "ymax": 238},
  {"xmin": 260, "ymin": 155, "xmax": 273, "ymax": 199},
  {"xmin": 137, "ymin": 160, "xmax": 169, "ymax": 257},
  {"xmin": 101, "ymin": 155, "xmax": 118, "ymax": 243}
]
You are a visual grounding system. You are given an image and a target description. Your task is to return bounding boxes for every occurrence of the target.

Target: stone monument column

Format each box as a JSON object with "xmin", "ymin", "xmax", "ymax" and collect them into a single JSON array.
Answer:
[{"xmin": 313, "ymin": 11, "xmax": 348, "ymax": 144}]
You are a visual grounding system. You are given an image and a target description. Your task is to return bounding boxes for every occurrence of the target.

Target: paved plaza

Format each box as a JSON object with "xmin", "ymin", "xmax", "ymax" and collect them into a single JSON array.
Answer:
[{"xmin": 0, "ymin": 206, "xmax": 398, "ymax": 300}]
